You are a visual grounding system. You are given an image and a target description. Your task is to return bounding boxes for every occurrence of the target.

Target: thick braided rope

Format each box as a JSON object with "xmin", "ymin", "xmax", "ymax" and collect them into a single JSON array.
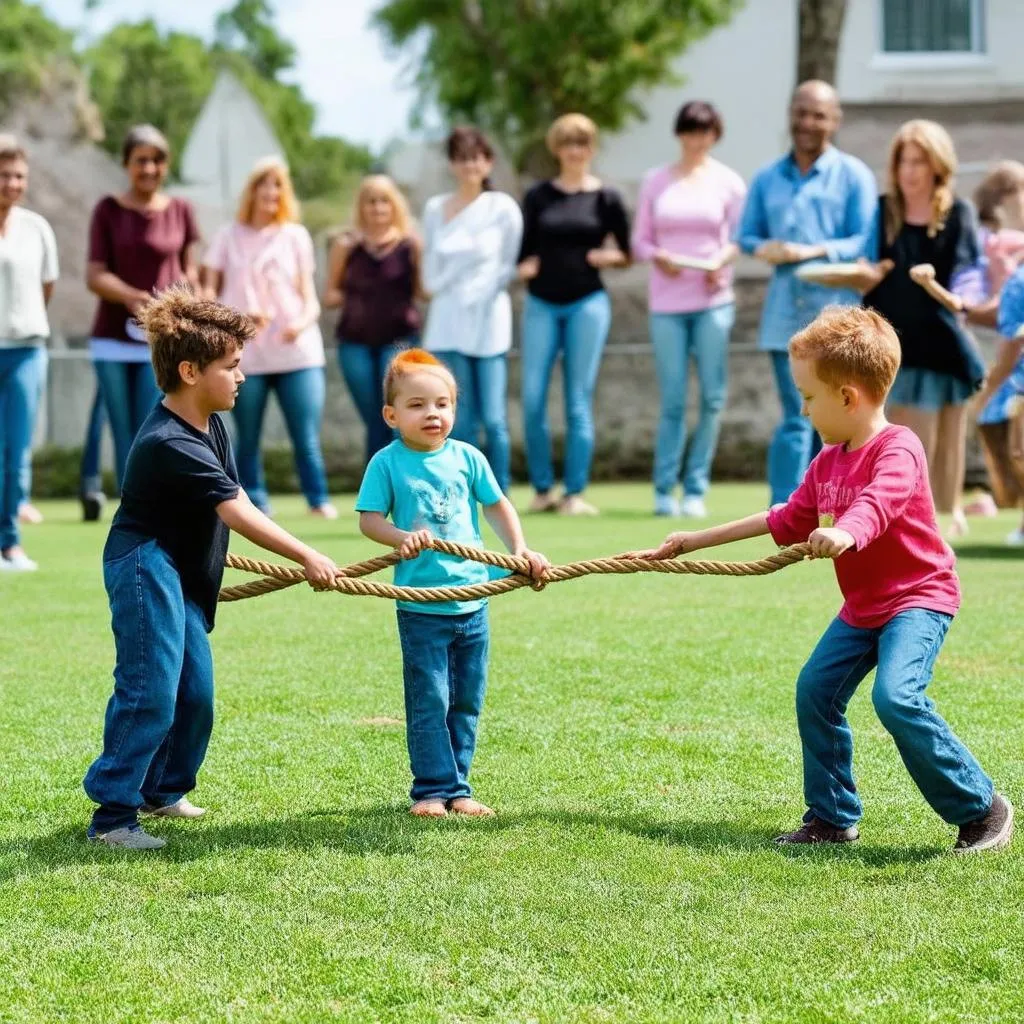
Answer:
[{"xmin": 219, "ymin": 540, "xmax": 812, "ymax": 604}]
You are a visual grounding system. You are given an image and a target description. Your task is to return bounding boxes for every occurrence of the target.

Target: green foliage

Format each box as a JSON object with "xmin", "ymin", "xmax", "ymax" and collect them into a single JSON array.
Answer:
[
  {"xmin": 373, "ymin": 0, "xmax": 744, "ymax": 172},
  {"xmin": 214, "ymin": 0, "xmax": 296, "ymax": 79},
  {"xmin": 0, "ymin": 0, "xmax": 76, "ymax": 107}
]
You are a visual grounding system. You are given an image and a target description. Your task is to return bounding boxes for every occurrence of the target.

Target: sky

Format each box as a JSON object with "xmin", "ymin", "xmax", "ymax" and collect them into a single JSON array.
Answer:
[{"xmin": 39, "ymin": 0, "xmax": 418, "ymax": 150}]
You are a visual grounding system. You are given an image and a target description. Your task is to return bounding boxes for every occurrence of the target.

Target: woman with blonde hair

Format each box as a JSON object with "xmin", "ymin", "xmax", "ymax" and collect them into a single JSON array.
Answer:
[
  {"xmin": 858, "ymin": 119, "xmax": 984, "ymax": 536},
  {"xmin": 202, "ymin": 156, "xmax": 333, "ymax": 517},
  {"xmin": 324, "ymin": 174, "xmax": 422, "ymax": 463},
  {"xmin": 517, "ymin": 113, "xmax": 630, "ymax": 515}
]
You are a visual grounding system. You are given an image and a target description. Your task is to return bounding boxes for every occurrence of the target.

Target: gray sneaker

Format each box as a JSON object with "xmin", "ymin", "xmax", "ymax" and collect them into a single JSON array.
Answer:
[
  {"xmin": 88, "ymin": 825, "xmax": 167, "ymax": 850},
  {"xmin": 954, "ymin": 792, "xmax": 1014, "ymax": 854}
]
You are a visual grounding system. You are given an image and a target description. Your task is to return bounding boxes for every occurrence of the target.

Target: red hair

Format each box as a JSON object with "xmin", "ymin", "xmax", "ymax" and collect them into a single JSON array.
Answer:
[{"xmin": 383, "ymin": 348, "xmax": 457, "ymax": 404}]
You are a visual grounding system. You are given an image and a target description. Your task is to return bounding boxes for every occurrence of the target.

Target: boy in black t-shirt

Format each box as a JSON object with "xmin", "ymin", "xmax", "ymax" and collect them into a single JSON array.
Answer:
[{"xmin": 84, "ymin": 286, "xmax": 341, "ymax": 849}]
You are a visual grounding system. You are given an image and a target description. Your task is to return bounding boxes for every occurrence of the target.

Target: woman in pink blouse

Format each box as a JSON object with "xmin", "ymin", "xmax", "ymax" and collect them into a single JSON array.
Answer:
[
  {"xmin": 632, "ymin": 101, "xmax": 746, "ymax": 518},
  {"xmin": 202, "ymin": 157, "xmax": 334, "ymax": 518}
]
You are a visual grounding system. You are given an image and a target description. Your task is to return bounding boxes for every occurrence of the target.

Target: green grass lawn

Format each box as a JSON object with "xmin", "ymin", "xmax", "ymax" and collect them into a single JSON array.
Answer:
[{"xmin": 2, "ymin": 483, "xmax": 1023, "ymax": 1024}]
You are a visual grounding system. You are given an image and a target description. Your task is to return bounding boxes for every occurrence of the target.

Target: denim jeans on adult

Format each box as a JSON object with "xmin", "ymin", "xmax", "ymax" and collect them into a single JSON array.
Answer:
[
  {"xmin": 79, "ymin": 384, "xmax": 106, "ymax": 495},
  {"xmin": 231, "ymin": 366, "xmax": 330, "ymax": 513},
  {"xmin": 435, "ymin": 351, "xmax": 511, "ymax": 492},
  {"xmin": 396, "ymin": 606, "xmax": 489, "ymax": 802},
  {"xmin": 83, "ymin": 540, "xmax": 215, "ymax": 832},
  {"xmin": 92, "ymin": 358, "xmax": 162, "ymax": 491},
  {"xmin": 338, "ymin": 339, "xmax": 408, "ymax": 464},
  {"xmin": 521, "ymin": 290, "xmax": 612, "ymax": 496},
  {"xmin": 768, "ymin": 350, "xmax": 822, "ymax": 506},
  {"xmin": 649, "ymin": 304, "xmax": 734, "ymax": 499},
  {"xmin": 0, "ymin": 346, "xmax": 47, "ymax": 551},
  {"xmin": 796, "ymin": 610, "xmax": 993, "ymax": 830}
]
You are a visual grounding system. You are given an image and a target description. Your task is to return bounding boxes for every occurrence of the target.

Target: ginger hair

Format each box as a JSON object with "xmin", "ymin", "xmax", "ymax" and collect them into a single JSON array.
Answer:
[
  {"xmin": 789, "ymin": 306, "xmax": 901, "ymax": 403},
  {"xmin": 138, "ymin": 285, "xmax": 257, "ymax": 393},
  {"xmin": 383, "ymin": 348, "xmax": 457, "ymax": 405}
]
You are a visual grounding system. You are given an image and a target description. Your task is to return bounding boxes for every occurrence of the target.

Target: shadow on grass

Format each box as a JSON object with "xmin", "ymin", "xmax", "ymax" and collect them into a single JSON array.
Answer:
[
  {"xmin": 0, "ymin": 804, "xmax": 944, "ymax": 880},
  {"xmin": 954, "ymin": 545, "xmax": 1024, "ymax": 561}
]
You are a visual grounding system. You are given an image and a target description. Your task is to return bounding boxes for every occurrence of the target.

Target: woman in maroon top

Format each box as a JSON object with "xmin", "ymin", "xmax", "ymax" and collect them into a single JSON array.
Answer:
[
  {"xmin": 85, "ymin": 124, "xmax": 200, "ymax": 492},
  {"xmin": 323, "ymin": 174, "xmax": 422, "ymax": 463}
]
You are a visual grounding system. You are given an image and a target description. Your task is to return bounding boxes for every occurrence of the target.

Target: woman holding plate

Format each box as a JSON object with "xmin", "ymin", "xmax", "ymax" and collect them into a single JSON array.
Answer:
[{"xmin": 632, "ymin": 100, "xmax": 746, "ymax": 517}]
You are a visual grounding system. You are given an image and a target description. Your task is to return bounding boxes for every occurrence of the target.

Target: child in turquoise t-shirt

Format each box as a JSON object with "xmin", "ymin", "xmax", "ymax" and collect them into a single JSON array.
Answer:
[{"xmin": 356, "ymin": 349, "xmax": 548, "ymax": 818}]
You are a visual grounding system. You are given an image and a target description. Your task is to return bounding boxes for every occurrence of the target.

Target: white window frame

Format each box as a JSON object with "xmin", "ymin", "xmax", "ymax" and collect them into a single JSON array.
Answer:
[{"xmin": 872, "ymin": 0, "xmax": 989, "ymax": 71}]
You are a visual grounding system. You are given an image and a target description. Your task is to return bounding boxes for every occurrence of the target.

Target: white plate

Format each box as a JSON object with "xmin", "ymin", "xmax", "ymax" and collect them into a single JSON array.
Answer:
[
  {"xmin": 794, "ymin": 262, "xmax": 864, "ymax": 282},
  {"xmin": 666, "ymin": 254, "xmax": 719, "ymax": 272}
]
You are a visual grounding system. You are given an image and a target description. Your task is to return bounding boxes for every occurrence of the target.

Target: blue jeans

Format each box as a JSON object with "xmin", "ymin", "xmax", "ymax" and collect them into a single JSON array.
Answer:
[
  {"xmin": 396, "ymin": 607, "xmax": 490, "ymax": 803},
  {"xmin": 521, "ymin": 291, "xmax": 611, "ymax": 496},
  {"xmin": 92, "ymin": 358, "xmax": 162, "ymax": 491},
  {"xmin": 768, "ymin": 351, "xmax": 821, "ymax": 506},
  {"xmin": 435, "ymin": 351, "xmax": 511, "ymax": 492},
  {"xmin": 231, "ymin": 367, "xmax": 329, "ymax": 512},
  {"xmin": 80, "ymin": 385, "xmax": 106, "ymax": 495},
  {"xmin": 338, "ymin": 340, "xmax": 407, "ymax": 464},
  {"xmin": 0, "ymin": 346, "xmax": 47, "ymax": 551},
  {"xmin": 796, "ymin": 610, "xmax": 993, "ymax": 830},
  {"xmin": 84, "ymin": 540, "xmax": 215, "ymax": 832},
  {"xmin": 650, "ymin": 305, "xmax": 734, "ymax": 498}
]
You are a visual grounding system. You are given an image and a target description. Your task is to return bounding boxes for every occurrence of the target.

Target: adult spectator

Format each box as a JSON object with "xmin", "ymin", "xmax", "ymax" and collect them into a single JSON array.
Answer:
[
  {"xmin": 738, "ymin": 80, "xmax": 877, "ymax": 505},
  {"xmin": 324, "ymin": 174, "xmax": 421, "ymax": 464},
  {"xmin": 518, "ymin": 113, "xmax": 631, "ymax": 516},
  {"xmin": 85, "ymin": 124, "xmax": 200, "ymax": 494},
  {"xmin": 202, "ymin": 157, "xmax": 334, "ymax": 518},
  {"xmin": 0, "ymin": 136, "xmax": 57, "ymax": 571},
  {"xmin": 421, "ymin": 127, "xmax": 522, "ymax": 493},
  {"xmin": 632, "ymin": 100, "xmax": 746, "ymax": 518}
]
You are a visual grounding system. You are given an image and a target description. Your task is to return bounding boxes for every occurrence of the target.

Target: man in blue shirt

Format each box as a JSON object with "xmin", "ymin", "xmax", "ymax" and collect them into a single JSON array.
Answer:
[{"xmin": 739, "ymin": 80, "xmax": 878, "ymax": 504}]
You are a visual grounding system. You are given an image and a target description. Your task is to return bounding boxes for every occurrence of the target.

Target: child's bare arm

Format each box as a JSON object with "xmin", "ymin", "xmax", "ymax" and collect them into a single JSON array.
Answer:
[
  {"xmin": 623, "ymin": 511, "xmax": 771, "ymax": 561},
  {"xmin": 482, "ymin": 497, "xmax": 550, "ymax": 578},
  {"xmin": 217, "ymin": 493, "xmax": 339, "ymax": 587},
  {"xmin": 359, "ymin": 511, "xmax": 432, "ymax": 560}
]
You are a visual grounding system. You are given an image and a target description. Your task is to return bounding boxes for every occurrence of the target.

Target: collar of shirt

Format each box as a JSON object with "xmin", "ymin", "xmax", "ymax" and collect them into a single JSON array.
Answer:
[{"xmin": 782, "ymin": 145, "xmax": 840, "ymax": 181}]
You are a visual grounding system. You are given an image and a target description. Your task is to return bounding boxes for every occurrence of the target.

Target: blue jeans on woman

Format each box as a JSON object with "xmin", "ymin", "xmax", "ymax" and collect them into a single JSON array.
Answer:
[
  {"xmin": 0, "ymin": 346, "xmax": 47, "ymax": 551},
  {"xmin": 80, "ymin": 385, "xmax": 107, "ymax": 496},
  {"xmin": 396, "ymin": 607, "xmax": 489, "ymax": 803},
  {"xmin": 650, "ymin": 304, "xmax": 734, "ymax": 499},
  {"xmin": 92, "ymin": 357, "xmax": 162, "ymax": 491},
  {"xmin": 769, "ymin": 350, "xmax": 822, "ymax": 506},
  {"xmin": 338, "ymin": 340, "xmax": 407, "ymax": 464},
  {"xmin": 84, "ymin": 540, "xmax": 214, "ymax": 833},
  {"xmin": 435, "ymin": 352, "xmax": 510, "ymax": 493},
  {"xmin": 231, "ymin": 367, "xmax": 329, "ymax": 513},
  {"xmin": 521, "ymin": 290, "xmax": 611, "ymax": 496},
  {"xmin": 796, "ymin": 610, "xmax": 993, "ymax": 830}
]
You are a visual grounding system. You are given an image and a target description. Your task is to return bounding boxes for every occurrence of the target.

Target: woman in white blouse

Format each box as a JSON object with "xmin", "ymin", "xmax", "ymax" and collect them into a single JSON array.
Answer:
[{"xmin": 421, "ymin": 127, "xmax": 523, "ymax": 492}]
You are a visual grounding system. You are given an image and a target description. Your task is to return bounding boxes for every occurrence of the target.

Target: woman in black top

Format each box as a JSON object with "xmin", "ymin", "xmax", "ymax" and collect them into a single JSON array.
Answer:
[
  {"xmin": 860, "ymin": 119, "xmax": 983, "ymax": 536},
  {"xmin": 517, "ymin": 113, "xmax": 630, "ymax": 515}
]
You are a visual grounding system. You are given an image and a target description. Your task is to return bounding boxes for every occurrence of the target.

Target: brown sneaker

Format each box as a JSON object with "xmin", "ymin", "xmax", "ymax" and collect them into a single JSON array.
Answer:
[
  {"xmin": 953, "ymin": 792, "xmax": 1014, "ymax": 854},
  {"xmin": 774, "ymin": 816, "xmax": 859, "ymax": 845}
]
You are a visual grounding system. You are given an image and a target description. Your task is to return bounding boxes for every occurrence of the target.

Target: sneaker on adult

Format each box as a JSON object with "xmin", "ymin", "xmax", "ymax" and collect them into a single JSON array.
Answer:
[
  {"xmin": 18, "ymin": 503, "xmax": 43, "ymax": 525},
  {"xmin": 528, "ymin": 491, "xmax": 559, "ymax": 513},
  {"xmin": 557, "ymin": 494, "xmax": 599, "ymax": 516},
  {"xmin": 680, "ymin": 495, "xmax": 708, "ymax": 519},
  {"xmin": 774, "ymin": 816, "xmax": 859, "ymax": 845},
  {"xmin": 80, "ymin": 490, "xmax": 105, "ymax": 523},
  {"xmin": 953, "ymin": 792, "xmax": 1014, "ymax": 854},
  {"xmin": 87, "ymin": 825, "xmax": 166, "ymax": 850},
  {"xmin": 309, "ymin": 503, "xmax": 339, "ymax": 520},
  {"xmin": 1006, "ymin": 528, "xmax": 1024, "ymax": 547},
  {"xmin": 654, "ymin": 493, "xmax": 680, "ymax": 517},
  {"xmin": 2, "ymin": 550, "xmax": 38, "ymax": 572},
  {"xmin": 141, "ymin": 797, "xmax": 206, "ymax": 819}
]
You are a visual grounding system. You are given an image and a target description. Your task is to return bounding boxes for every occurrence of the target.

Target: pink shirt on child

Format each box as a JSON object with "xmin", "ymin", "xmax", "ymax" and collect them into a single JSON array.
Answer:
[
  {"xmin": 631, "ymin": 160, "xmax": 747, "ymax": 314},
  {"xmin": 767, "ymin": 425, "xmax": 960, "ymax": 629},
  {"xmin": 203, "ymin": 222, "xmax": 325, "ymax": 375}
]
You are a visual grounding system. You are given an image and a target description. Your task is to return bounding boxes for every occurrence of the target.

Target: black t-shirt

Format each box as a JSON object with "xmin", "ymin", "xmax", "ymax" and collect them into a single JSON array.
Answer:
[
  {"xmin": 104, "ymin": 404, "xmax": 240, "ymax": 631},
  {"xmin": 864, "ymin": 196, "xmax": 983, "ymax": 383},
  {"xmin": 519, "ymin": 181, "xmax": 631, "ymax": 304}
]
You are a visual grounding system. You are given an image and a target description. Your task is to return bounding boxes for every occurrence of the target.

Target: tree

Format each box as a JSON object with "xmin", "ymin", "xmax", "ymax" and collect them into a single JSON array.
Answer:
[
  {"xmin": 797, "ymin": 0, "xmax": 847, "ymax": 84},
  {"xmin": 372, "ymin": 0, "xmax": 742, "ymax": 175},
  {"xmin": 0, "ymin": 0, "xmax": 76, "ymax": 108},
  {"xmin": 214, "ymin": 0, "xmax": 296, "ymax": 80}
]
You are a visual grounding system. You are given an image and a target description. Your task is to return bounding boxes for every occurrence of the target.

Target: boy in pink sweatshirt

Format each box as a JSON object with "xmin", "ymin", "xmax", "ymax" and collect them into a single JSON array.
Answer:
[{"xmin": 629, "ymin": 305, "xmax": 1013, "ymax": 853}]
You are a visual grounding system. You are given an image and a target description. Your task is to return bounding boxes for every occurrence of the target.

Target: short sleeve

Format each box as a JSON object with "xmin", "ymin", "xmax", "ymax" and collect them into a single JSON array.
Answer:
[
  {"xmin": 601, "ymin": 187, "xmax": 632, "ymax": 255},
  {"xmin": 469, "ymin": 447, "xmax": 503, "ymax": 506},
  {"xmin": 88, "ymin": 198, "xmax": 115, "ymax": 266},
  {"xmin": 355, "ymin": 452, "xmax": 394, "ymax": 515},
  {"xmin": 952, "ymin": 200, "xmax": 981, "ymax": 278},
  {"xmin": 997, "ymin": 270, "xmax": 1024, "ymax": 338},
  {"xmin": 182, "ymin": 201, "xmax": 201, "ymax": 248},
  {"xmin": 203, "ymin": 225, "xmax": 230, "ymax": 272},
  {"xmin": 158, "ymin": 437, "xmax": 240, "ymax": 508},
  {"xmin": 723, "ymin": 168, "xmax": 747, "ymax": 236},
  {"xmin": 294, "ymin": 225, "xmax": 316, "ymax": 277},
  {"xmin": 40, "ymin": 217, "xmax": 59, "ymax": 283}
]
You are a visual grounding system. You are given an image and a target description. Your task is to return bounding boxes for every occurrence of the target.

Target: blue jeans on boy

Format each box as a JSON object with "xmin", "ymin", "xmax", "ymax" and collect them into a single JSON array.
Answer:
[
  {"xmin": 650, "ymin": 304, "xmax": 734, "ymax": 499},
  {"xmin": 92, "ymin": 357, "xmax": 162, "ymax": 491},
  {"xmin": 80, "ymin": 385, "xmax": 106, "ymax": 495},
  {"xmin": 396, "ymin": 607, "xmax": 489, "ymax": 802},
  {"xmin": 797, "ymin": 610, "xmax": 993, "ymax": 830},
  {"xmin": 0, "ymin": 346, "xmax": 47, "ymax": 551},
  {"xmin": 769, "ymin": 351, "xmax": 822, "ymax": 506},
  {"xmin": 435, "ymin": 351, "xmax": 511, "ymax": 493},
  {"xmin": 521, "ymin": 290, "xmax": 611, "ymax": 496},
  {"xmin": 231, "ymin": 366, "xmax": 330, "ymax": 512},
  {"xmin": 338, "ymin": 340, "xmax": 408, "ymax": 464},
  {"xmin": 84, "ymin": 540, "xmax": 215, "ymax": 832}
]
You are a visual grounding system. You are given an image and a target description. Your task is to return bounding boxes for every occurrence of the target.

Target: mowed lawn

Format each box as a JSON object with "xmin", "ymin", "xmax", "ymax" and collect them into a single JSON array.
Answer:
[{"xmin": 1, "ymin": 483, "xmax": 1023, "ymax": 1024}]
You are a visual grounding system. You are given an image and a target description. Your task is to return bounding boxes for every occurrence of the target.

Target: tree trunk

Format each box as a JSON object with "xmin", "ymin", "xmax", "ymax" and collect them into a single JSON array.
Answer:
[{"xmin": 797, "ymin": 0, "xmax": 848, "ymax": 85}]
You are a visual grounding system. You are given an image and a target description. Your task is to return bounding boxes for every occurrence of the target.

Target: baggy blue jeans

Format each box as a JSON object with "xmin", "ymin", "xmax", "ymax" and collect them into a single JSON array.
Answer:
[
  {"xmin": 769, "ymin": 350, "xmax": 822, "ymax": 506},
  {"xmin": 337, "ymin": 340, "xmax": 408, "ymax": 464},
  {"xmin": 92, "ymin": 356, "xmax": 162, "ymax": 491},
  {"xmin": 0, "ymin": 346, "xmax": 47, "ymax": 551}
]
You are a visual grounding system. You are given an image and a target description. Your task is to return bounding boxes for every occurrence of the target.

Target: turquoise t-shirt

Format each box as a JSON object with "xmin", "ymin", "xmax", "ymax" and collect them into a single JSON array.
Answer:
[{"xmin": 355, "ymin": 438, "xmax": 505, "ymax": 615}]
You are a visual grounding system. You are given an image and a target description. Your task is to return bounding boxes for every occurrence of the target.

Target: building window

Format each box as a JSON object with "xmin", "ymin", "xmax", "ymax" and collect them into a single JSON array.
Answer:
[{"xmin": 882, "ymin": 0, "xmax": 984, "ymax": 54}]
